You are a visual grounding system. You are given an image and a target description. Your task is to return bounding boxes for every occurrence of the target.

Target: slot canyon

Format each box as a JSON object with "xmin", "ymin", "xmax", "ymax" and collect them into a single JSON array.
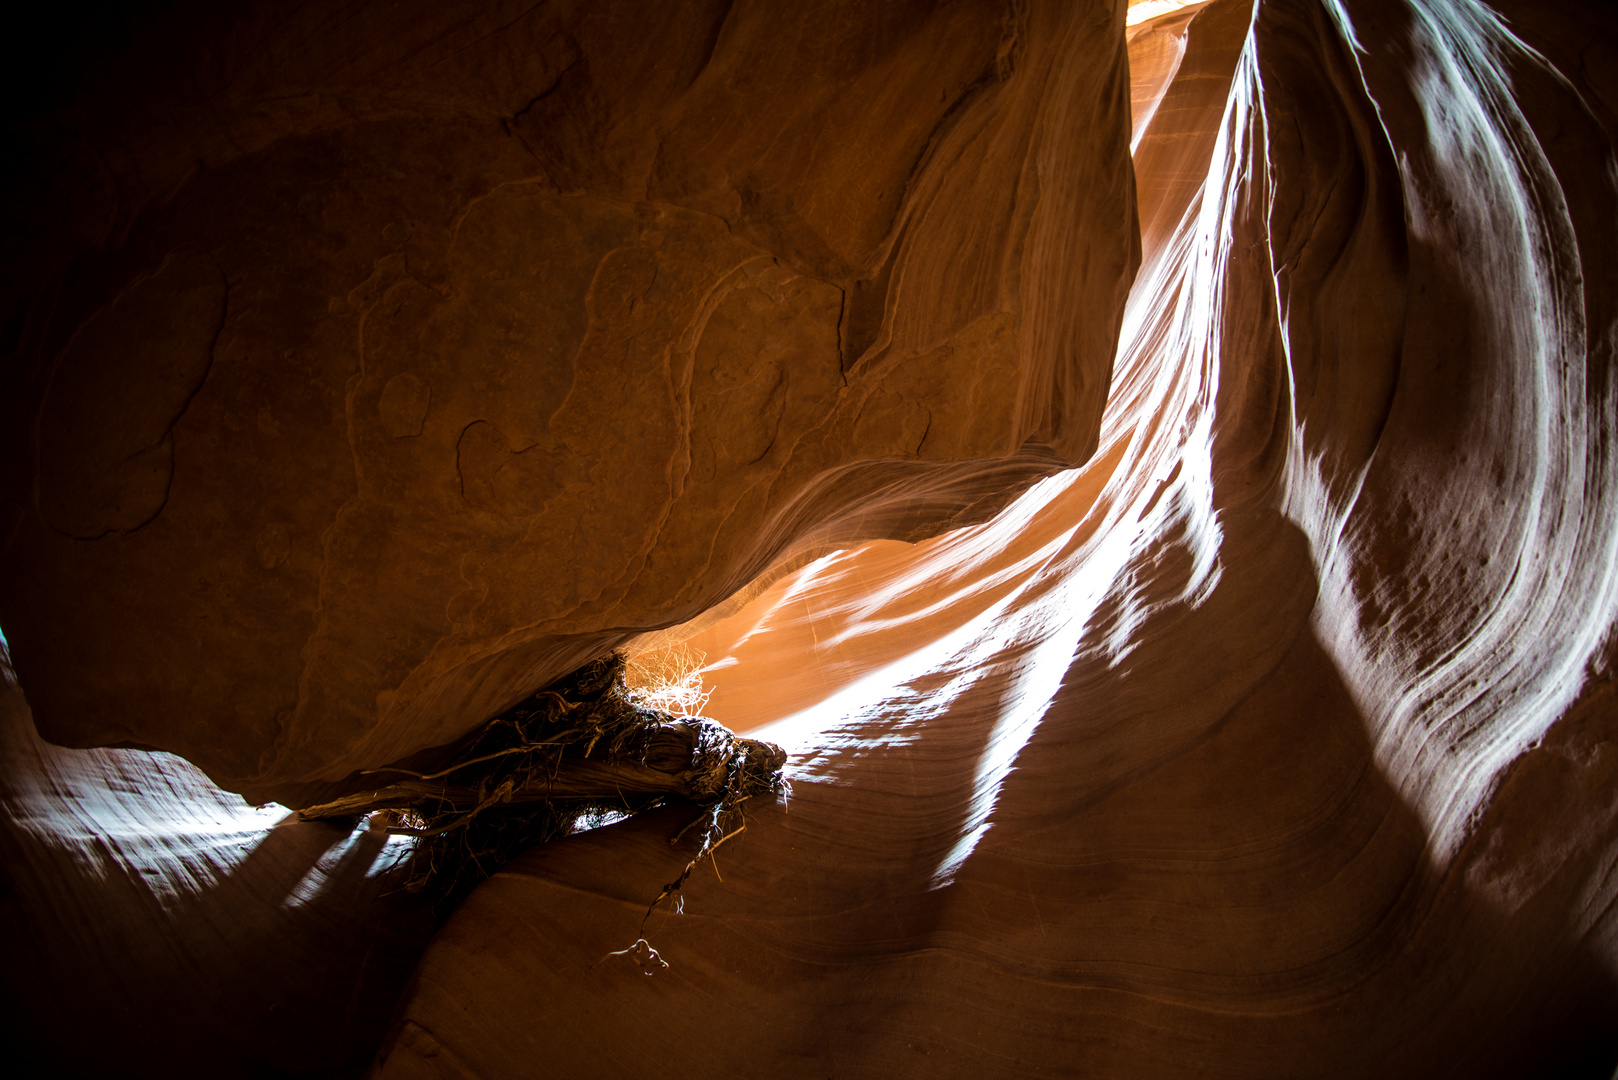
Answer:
[{"xmin": 2, "ymin": 0, "xmax": 1617, "ymax": 1075}]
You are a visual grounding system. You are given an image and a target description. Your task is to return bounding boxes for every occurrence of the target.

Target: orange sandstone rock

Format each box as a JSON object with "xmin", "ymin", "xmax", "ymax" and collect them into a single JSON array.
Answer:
[{"xmin": 0, "ymin": 0, "xmax": 1138, "ymax": 802}]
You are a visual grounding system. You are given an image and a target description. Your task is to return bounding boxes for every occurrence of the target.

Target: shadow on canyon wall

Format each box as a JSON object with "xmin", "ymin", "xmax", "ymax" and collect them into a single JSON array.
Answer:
[
  {"xmin": 3, "ymin": 0, "xmax": 1618, "ymax": 1076},
  {"xmin": 371, "ymin": 497, "xmax": 1618, "ymax": 1078},
  {"xmin": 0, "ymin": 666, "xmax": 438, "ymax": 1078}
]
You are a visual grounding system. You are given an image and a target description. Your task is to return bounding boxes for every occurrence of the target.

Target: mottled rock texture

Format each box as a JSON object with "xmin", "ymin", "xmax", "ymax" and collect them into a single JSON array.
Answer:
[
  {"xmin": 372, "ymin": 0, "xmax": 1618, "ymax": 1076},
  {"xmin": 5, "ymin": 0, "xmax": 1618, "ymax": 1077},
  {"xmin": 0, "ymin": 0, "xmax": 1137, "ymax": 802}
]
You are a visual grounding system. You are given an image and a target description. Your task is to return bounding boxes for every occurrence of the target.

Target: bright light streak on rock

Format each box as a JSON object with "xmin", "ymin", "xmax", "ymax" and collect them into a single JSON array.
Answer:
[{"xmin": 1271, "ymin": 0, "xmax": 1618, "ymax": 862}]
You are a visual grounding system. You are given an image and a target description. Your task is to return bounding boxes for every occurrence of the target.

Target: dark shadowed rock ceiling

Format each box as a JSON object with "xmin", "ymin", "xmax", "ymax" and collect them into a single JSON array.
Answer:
[{"xmin": 3, "ymin": 0, "xmax": 1618, "ymax": 1076}]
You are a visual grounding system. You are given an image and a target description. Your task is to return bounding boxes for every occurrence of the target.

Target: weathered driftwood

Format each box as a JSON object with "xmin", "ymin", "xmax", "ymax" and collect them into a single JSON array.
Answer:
[
  {"xmin": 298, "ymin": 718, "xmax": 786, "ymax": 823},
  {"xmin": 295, "ymin": 653, "xmax": 787, "ymax": 906}
]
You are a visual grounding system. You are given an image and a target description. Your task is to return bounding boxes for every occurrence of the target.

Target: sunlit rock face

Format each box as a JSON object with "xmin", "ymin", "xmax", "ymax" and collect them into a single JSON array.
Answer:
[
  {"xmin": 5, "ymin": 0, "xmax": 1618, "ymax": 1076},
  {"xmin": 0, "ymin": 646, "xmax": 434, "ymax": 1076},
  {"xmin": 0, "ymin": 0, "xmax": 1136, "ymax": 802},
  {"xmin": 373, "ymin": 0, "xmax": 1618, "ymax": 1075}
]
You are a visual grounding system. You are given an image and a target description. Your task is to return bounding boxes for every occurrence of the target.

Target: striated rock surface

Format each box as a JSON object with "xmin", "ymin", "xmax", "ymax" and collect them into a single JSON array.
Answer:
[
  {"xmin": 0, "ymin": 0, "xmax": 1138, "ymax": 801},
  {"xmin": 373, "ymin": 0, "xmax": 1618, "ymax": 1076},
  {"xmin": 0, "ymin": 644, "xmax": 436, "ymax": 1077},
  {"xmin": 4, "ymin": 0, "xmax": 1618, "ymax": 1076}
]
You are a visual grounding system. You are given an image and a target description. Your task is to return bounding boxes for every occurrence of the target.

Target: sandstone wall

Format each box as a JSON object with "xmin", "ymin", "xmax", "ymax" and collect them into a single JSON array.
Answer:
[
  {"xmin": 3, "ymin": 0, "xmax": 1618, "ymax": 1076},
  {"xmin": 373, "ymin": 0, "xmax": 1618, "ymax": 1075},
  {"xmin": 0, "ymin": 0, "xmax": 1137, "ymax": 803}
]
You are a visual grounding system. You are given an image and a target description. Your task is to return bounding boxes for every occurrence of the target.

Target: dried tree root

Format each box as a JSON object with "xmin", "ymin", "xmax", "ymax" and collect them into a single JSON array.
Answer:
[{"xmin": 295, "ymin": 652, "xmax": 787, "ymax": 909}]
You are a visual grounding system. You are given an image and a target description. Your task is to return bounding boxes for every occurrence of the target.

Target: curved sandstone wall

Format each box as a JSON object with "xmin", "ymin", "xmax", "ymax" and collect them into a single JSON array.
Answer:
[
  {"xmin": 2, "ymin": 0, "xmax": 1617, "ymax": 1076},
  {"xmin": 377, "ymin": 0, "xmax": 1618, "ymax": 1075},
  {"xmin": 0, "ymin": 0, "xmax": 1137, "ymax": 803}
]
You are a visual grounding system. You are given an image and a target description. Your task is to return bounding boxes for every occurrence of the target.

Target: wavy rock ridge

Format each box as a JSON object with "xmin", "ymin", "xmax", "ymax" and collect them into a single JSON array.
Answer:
[
  {"xmin": 0, "ymin": 0, "xmax": 1137, "ymax": 803},
  {"xmin": 2, "ymin": 0, "xmax": 1618, "ymax": 1076},
  {"xmin": 376, "ymin": 0, "xmax": 1618, "ymax": 1075}
]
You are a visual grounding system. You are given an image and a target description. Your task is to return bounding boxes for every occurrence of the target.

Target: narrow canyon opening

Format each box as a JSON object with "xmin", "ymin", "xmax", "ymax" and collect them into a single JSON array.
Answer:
[{"xmin": 3, "ymin": 0, "xmax": 1618, "ymax": 1077}]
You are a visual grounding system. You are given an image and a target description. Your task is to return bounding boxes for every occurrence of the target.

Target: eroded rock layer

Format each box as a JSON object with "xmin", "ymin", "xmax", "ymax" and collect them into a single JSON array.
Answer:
[
  {"xmin": 374, "ymin": 0, "xmax": 1618, "ymax": 1075},
  {"xmin": 3, "ymin": 0, "xmax": 1618, "ymax": 1076},
  {"xmin": 0, "ymin": 648, "xmax": 435, "ymax": 1076},
  {"xmin": 0, "ymin": 0, "xmax": 1137, "ymax": 802}
]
